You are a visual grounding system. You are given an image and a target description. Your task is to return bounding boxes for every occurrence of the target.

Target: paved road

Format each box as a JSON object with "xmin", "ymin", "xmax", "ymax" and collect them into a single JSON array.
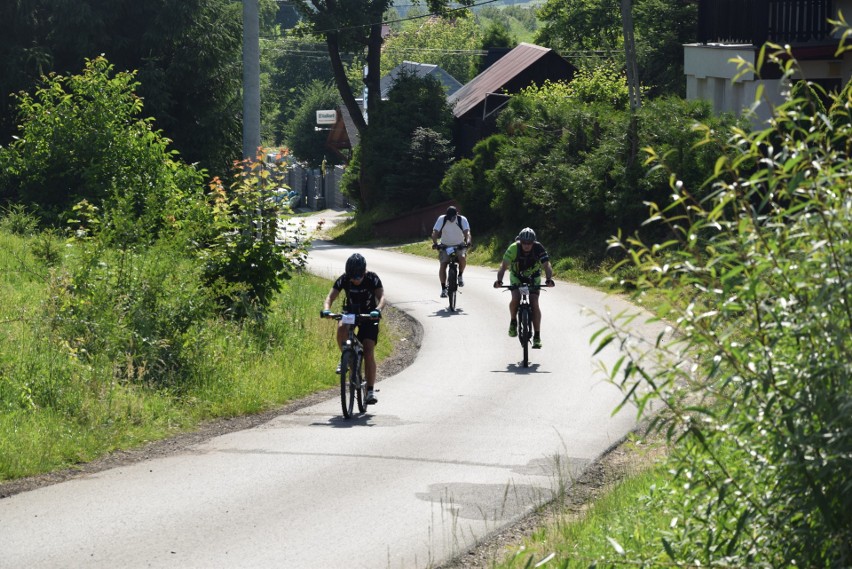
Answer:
[{"xmin": 0, "ymin": 211, "xmax": 667, "ymax": 568}]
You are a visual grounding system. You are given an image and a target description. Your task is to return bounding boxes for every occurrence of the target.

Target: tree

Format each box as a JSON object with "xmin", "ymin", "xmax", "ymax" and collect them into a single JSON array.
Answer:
[
  {"xmin": 0, "ymin": 0, "xmax": 259, "ymax": 177},
  {"xmin": 534, "ymin": 0, "xmax": 697, "ymax": 97},
  {"xmin": 289, "ymin": 0, "xmax": 474, "ymax": 207},
  {"xmin": 357, "ymin": 71, "xmax": 454, "ymax": 211},
  {"xmin": 381, "ymin": 15, "xmax": 481, "ymax": 84},
  {"xmin": 535, "ymin": 0, "xmax": 622, "ymax": 54},
  {"xmin": 283, "ymin": 81, "xmax": 342, "ymax": 167},
  {"xmin": 269, "ymin": 34, "xmax": 339, "ymax": 144},
  {"xmin": 0, "ymin": 56, "xmax": 205, "ymax": 244}
]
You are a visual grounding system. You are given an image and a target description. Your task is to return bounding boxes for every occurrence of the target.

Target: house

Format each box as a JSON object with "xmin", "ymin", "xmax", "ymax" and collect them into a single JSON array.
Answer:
[
  {"xmin": 685, "ymin": 0, "xmax": 852, "ymax": 124},
  {"xmin": 380, "ymin": 61, "xmax": 463, "ymax": 98},
  {"xmin": 447, "ymin": 42, "xmax": 576, "ymax": 158},
  {"xmin": 323, "ymin": 61, "xmax": 461, "ymax": 161}
]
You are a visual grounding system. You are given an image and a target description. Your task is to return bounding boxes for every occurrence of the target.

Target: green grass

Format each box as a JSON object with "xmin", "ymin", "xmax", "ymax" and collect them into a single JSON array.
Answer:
[
  {"xmin": 0, "ymin": 230, "xmax": 397, "ymax": 480},
  {"xmin": 495, "ymin": 439, "xmax": 672, "ymax": 568}
]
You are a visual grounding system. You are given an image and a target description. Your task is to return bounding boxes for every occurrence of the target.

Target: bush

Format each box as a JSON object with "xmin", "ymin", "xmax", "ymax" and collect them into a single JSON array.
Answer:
[
  {"xmin": 0, "ymin": 56, "xmax": 206, "ymax": 244},
  {"xmin": 601, "ymin": 45, "xmax": 852, "ymax": 567}
]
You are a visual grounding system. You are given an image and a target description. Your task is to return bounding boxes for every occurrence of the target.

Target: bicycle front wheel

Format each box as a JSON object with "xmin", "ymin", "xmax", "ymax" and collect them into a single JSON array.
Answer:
[
  {"xmin": 340, "ymin": 350, "xmax": 356, "ymax": 418},
  {"xmin": 447, "ymin": 264, "xmax": 457, "ymax": 311},
  {"xmin": 355, "ymin": 352, "xmax": 367, "ymax": 413},
  {"xmin": 519, "ymin": 306, "xmax": 531, "ymax": 368}
]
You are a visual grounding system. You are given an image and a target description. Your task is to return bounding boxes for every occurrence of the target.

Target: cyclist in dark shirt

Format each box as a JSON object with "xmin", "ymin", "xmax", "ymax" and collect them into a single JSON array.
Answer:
[
  {"xmin": 493, "ymin": 227, "xmax": 555, "ymax": 349},
  {"xmin": 321, "ymin": 253, "xmax": 386, "ymax": 404}
]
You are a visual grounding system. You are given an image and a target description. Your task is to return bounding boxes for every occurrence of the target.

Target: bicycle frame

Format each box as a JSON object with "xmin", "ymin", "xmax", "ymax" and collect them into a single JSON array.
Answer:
[
  {"xmin": 499, "ymin": 282, "xmax": 544, "ymax": 368},
  {"xmin": 323, "ymin": 312, "xmax": 377, "ymax": 418},
  {"xmin": 438, "ymin": 244, "xmax": 467, "ymax": 312}
]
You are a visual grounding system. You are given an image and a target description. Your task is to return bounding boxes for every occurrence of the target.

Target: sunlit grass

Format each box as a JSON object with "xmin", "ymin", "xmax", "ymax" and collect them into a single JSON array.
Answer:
[
  {"xmin": 496, "ymin": 440, "xmax": 671, "ymax": 568},
  {"xmin": 0, "ymin": 231, "xmax": 398, "ymax": 480}
]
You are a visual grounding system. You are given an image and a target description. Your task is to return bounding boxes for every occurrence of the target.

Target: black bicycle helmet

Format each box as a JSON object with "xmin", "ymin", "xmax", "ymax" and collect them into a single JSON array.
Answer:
[
  {"xmin": 446, "ymin": 206, "xmax": 457, "ymax": 221},
  {"xmin": 517, "ymin": 227, "xmax": 536, "ymax": 242},
  {"xmin": 345, "ymin": 253, "xmax": 367, "ymax": 278}
]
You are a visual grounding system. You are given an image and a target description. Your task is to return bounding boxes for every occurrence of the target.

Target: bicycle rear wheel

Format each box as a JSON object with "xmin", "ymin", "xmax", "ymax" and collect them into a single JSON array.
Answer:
[
  {"xmin": 340, "ymin": 350, "xmax": 356, "ymax": 418},
  {"xmin": 447, "ymin": 263, "xmax": 457, "ymax": 311},
  {"xmin": 355, "ymin": 353, "xmax": 367, "ymax": 412},
  {"xmin": 519, "ymin": 306, "xmax": 531, "ymax": 368}
]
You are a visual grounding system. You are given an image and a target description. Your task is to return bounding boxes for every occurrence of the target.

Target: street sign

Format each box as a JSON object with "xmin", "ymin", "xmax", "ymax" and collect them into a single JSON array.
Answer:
[{"xmin": 316, "ymin": 110, "xmax": 337, "ymax": 125}]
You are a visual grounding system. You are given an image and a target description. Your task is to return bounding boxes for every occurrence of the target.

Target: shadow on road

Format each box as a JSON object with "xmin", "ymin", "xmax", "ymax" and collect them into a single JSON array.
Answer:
[
  {"xmin": 490, "ymin": 363, "xmax": 551, "ymax": 375},
  {"xmin": 312, "ymin": 413, "xmax": 378, "ymax": 428},
  {"xmin": 428, "ymin": 307, "xmax": 470, "ymax": 318}
]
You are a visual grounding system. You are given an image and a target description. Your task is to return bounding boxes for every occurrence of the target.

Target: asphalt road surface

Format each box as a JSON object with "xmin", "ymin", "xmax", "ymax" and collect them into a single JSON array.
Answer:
[{"xmin": 0, "ymin": 211, "xmax": 668, "ymax": 568}]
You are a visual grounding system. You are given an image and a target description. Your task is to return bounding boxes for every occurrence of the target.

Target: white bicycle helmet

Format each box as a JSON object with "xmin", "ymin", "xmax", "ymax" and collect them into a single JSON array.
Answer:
[{"xmin": 517, "ymin": 227, "xmax": 536, "ymax": 242}]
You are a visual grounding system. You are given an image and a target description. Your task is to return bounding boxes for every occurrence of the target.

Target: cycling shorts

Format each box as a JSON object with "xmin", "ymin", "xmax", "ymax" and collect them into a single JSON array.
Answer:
[
  {"xmin": 355, "ymin": 321, "xmax": 380, "ymax": 344},
  {"xmin": 438, "ymin": 245, "xmax": 467, "ymax": 264}
]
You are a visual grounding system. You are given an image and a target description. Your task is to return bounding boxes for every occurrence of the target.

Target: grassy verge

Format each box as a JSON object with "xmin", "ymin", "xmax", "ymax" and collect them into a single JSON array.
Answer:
[
  {"xmin": 492, "ymin": 435, "xmax": 671, "ymax": 568},
  {"xmin": 0, "ymin": 229, "xmax": 396, "ymax": 480}
]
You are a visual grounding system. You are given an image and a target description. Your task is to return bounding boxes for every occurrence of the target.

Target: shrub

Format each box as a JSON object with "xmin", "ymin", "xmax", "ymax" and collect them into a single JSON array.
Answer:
[
  {"xmin": 601, "ymin": 45, "xmax": 852, "ymax": 567},
  {"xmin": 0, "ymin": 56, "xmax": 206, "ymax": 244}
]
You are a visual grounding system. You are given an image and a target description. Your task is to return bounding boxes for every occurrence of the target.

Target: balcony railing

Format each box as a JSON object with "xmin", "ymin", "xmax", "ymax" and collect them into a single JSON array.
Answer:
[{"xmin": 698, "ymin": 0, "xmax": 833, "ymax": 45}]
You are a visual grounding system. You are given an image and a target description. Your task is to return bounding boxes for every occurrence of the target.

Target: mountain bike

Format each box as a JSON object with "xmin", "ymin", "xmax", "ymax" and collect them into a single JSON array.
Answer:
[
  {"xmin": 436, "ymin": 244, "xmax": 468, "ymax": 312},
  {"xmin": 321, "ymin": 311, "xmax": 377, "ymax": 418},
  {"xmin": 498, "ymin": 282, "xmax": 544, "ymax": 368}
]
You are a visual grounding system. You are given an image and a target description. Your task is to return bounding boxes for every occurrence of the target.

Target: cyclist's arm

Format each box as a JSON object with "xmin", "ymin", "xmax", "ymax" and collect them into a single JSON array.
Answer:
[
  {"xmin": 323, "ymin": 287, "xmax": 341, "ymax": 311},
  {"xmin": 541, "ymin": 260, "xmax": 555, "ymax": 285},
  {"xmin": 495, "ymin": 259, "xmax": 510, "ymax": 284},
  {"xmin": 463, "ymin": 228, "xmax": 471, "ymax": 246},
  {"xmin": 430, "ymin": 228, "xmax": 441, "ymax": 247},
  {"xmin": 374, "ymin": 288, "xmax": 386, "ymax": 312}
]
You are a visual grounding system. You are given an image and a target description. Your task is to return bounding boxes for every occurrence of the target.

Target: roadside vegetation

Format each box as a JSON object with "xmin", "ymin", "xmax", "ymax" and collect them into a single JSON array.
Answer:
[
  {"xmin": 1, "ymin": 2, "xmax": 849, "ymax": 567},
  {"xmin": 0, "ymin": 58, "xmax": 394, "ymax": 480},
  {"xmin": 486, "ymin": 44, "xmax": 851, "ymax": 569}
]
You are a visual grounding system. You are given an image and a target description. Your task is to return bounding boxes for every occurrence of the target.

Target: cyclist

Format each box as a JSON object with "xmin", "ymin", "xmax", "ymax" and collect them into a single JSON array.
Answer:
[
  {"xmin": 492, "ymin": 227, "xmax": 555, "ymax": 349},
  {"xmin": 321, "ymin": 253, "xmax": 386, "ymax": 404},
  {"xmin": 431, "ymin": 205, "xmax": 472, "ymax": 298}
]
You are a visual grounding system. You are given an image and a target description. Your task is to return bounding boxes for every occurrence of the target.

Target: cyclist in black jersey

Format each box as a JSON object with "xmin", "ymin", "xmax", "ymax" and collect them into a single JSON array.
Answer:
[
  {"xmin": 493, "ymin": 227, "xmax": 555, "ymax": 348},
  {"xmin": 321, "ymin": 253, "xmax": 386, "ymax": 404}
]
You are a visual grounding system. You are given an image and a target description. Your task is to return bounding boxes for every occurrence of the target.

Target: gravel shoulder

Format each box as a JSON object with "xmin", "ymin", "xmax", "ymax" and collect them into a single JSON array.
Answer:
[{"xmin": 0, "ymin": 293, "xmax": 660, "ymax": 569}]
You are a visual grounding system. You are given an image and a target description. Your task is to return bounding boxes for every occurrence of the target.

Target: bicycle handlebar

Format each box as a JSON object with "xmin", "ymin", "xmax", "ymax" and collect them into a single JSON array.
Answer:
[
  {"xmin": 495, "ymin": 283, "xmax": 552, "ymax": 291},
  {"xmin": 433, "ymin": 243, "xmax": 469, "ymax": 250},
  {"xmin": 320, "ymin": 311, "xmax": 381, "ymax": 322}
]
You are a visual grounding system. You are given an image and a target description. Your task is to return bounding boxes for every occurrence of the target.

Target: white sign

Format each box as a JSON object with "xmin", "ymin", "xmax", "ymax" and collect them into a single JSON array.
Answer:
[{"xmin": 316, "ymin": 110, "xmax": 337, "ymax": 125}]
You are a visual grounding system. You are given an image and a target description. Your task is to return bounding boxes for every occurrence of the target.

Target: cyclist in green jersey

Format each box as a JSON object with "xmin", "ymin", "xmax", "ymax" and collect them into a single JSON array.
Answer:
[{"xmin": 492, "ymin": 227, "xmax": 555, "ymax": 348}]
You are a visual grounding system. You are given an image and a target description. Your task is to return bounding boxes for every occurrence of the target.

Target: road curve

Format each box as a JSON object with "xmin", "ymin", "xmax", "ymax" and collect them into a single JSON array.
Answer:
[{"xmin": 0, "ymin": 211, "xmax": 668, "ymax": 569}]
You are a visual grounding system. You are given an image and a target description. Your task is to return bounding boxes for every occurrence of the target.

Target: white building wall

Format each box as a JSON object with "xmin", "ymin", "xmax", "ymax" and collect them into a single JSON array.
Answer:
[{"xmin": 685, "ymin": 3, "xmax": 852, "ymax": 125}]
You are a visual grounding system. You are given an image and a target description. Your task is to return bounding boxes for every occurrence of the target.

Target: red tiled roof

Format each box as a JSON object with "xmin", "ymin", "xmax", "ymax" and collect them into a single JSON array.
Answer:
[{"xmin": 448, "ymin": 43, "xmax": 554, "ymax": 118}]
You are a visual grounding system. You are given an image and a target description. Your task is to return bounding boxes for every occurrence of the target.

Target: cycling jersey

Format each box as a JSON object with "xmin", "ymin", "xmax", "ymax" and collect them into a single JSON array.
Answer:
[
  {"xmin": 502, "ymin": 241, "xmax": 550, "ymax": 284},
  {"xmin": 332, "ymin": 271, "xmax": 383, "ymax": 314},
  {"xmin": 432, "ymin": 214, "xmax": 470, "ymax": 246}
]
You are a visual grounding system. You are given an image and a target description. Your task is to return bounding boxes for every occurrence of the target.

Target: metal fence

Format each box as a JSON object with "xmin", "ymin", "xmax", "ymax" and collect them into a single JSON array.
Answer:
[{"xmin": 284, "ymin": 164, "xmax": 348, "ymax": 211}]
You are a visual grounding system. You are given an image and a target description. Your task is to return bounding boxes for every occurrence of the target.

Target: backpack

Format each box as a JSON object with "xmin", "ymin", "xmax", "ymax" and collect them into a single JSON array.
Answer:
[{"xmin": 440, "ymin": 215, "xmax": 463, "ymax": 232}]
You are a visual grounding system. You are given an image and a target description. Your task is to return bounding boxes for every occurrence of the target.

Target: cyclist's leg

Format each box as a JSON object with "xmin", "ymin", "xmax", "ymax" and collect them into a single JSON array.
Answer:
[
  {"xmin": 438, "ymin": 251, "xmax": 449, "ymax": 287},
  {"xmin": 335, "ymin": 322, "xmax": 348, "ymax": 350},
  {"xmin": 509, "ymin": 289, "xmax": 520, "ymax": 320},
  {"xmin": 357, "ymin": 323, "xmax": 380, "ymax": 396},
  {"xmin": 362, "ymin": 339, "xmax": 377, "ymax": 388},
  {"xmin": 530, "ymin": 293, "xmax": 542, "ymax": 333},
  {"xmin": 458, "ymin": 250, "xmax": 467, "ymax": 278},
  {"xmin": 530, "ymin": 293, "xmax": 543, "ymax": 348}
]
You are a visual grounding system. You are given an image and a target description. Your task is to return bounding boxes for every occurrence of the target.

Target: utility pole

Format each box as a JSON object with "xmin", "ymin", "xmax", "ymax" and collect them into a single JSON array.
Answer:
[
  {"xmin": 620, "ymin": 0, "xmax": 641, "ymax": 110},
  {"xmin": 242, "ymin": 0, "xmax": 261, "ymax": 160}
]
